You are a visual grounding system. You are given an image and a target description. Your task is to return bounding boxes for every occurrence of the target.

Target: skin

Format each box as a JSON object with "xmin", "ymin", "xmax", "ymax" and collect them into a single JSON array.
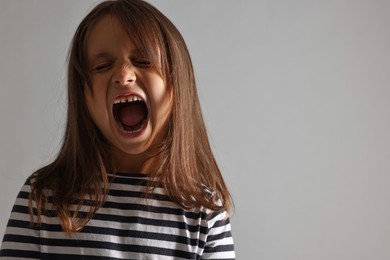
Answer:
[{"xmin": 84, "ymin": 15, "xmax": 171, "ymax": 173}]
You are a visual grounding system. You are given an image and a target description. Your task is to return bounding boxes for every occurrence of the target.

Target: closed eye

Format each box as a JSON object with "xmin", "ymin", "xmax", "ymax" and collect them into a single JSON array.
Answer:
[
  {"xmin": 132, "ymin": 58, "xmax": 152, "ymax": 68},
  {"xmin": 93, "ymin": 63, "xmax": 113, "ymax": 72}
]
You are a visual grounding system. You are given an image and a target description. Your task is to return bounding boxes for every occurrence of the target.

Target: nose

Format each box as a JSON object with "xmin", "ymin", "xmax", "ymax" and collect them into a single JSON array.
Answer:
[{"xmin": 112, "ymin": 64, "xmax": 136, "ymax": 86}]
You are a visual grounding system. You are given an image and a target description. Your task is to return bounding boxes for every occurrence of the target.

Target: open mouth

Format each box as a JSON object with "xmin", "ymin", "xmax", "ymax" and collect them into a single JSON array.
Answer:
[{"xmin": 113, "ymin": 95, "xmax": 148, "ymax": 134}]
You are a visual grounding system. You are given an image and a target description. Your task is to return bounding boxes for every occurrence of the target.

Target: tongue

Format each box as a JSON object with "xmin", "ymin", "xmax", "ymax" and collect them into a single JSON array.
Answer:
[{"xmin": 118, "ymin": 103, "xmax": 146, "ymax": 127}]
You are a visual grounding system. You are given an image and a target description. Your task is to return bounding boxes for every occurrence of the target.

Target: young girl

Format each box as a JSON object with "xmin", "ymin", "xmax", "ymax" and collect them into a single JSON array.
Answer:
[{"xmin": 0, "ymin": 0, "xmax": 234, "ymax": 259}]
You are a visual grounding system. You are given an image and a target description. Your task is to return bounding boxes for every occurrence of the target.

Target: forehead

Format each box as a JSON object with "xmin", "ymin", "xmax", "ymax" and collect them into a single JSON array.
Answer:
[{"xmin": 86, "ymin": 15, "xmax": 136, "ymax": 58}]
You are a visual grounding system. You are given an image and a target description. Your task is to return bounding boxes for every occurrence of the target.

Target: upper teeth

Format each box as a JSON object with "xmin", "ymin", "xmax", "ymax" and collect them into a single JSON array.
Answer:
[{"xmin": 114, "ymin": 95, "xmax": 143, "ymax": 104}]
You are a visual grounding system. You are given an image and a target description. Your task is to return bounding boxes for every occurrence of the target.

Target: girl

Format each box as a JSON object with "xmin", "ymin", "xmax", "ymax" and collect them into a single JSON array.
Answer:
[{"xmin": 0, "ymin": 0, "xmax": 235, "ymax": 259}]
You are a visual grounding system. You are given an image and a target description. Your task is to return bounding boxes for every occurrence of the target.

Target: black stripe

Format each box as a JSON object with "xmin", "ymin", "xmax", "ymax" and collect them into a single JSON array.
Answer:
[
  {"xmin": 0, "ymin": 249, "xmax": 40, "ymax": 259},
  {"xmin": 204, "ymin": 244, "xmax": 235, "ymax": 253},
  {"xmin": 3, "ymin": 234, "xmax": 40, "ymax": 244},
  {"xmin": 206, "ymin": 230, "xmax": 233, "ymax": 242},
  {"xmin": 3, "ymin": 234, "xmax": 198, "ymax": 258},
  {"xmin": 41, "ymin": 238, "xmax": 198, "ymax": 259},
  {"xmin": 210, "ymin": 217, "xmax": 231, "ymax": 229},
  {"xmin": 39, "ymin": 223, "xmax": 206, "ymax": 248},
  {"xmin": 6, "ymin": 219, "xmax": 34, "ymax": 229},
  {"xmin": 17, "ymin": 190, "xmax": 30, "ymax": 200},
  {"xmin": 41, "ymin": 252, "xmax": 122, "ymax": 260},
  {"xmin": 109, "ymin": 174, "xmax": 149, "ymax": 186},
  {"xmin": 46, "ymin": 213, "xmax": 208, "ymax": 233},
  {"xmin": 5, "ymin": 219, "xmax": 206, "ymax": 248},
  {"xmin": 110, "ymin": 172, "xmax": 148, "ymax": 178},
  {"xmin": 12, "ymin": 204, "xmax": 33, "ymax": 215},
  {"xmin": 102, "ymin": 200, "xmax": 207, "ymax": 220}
]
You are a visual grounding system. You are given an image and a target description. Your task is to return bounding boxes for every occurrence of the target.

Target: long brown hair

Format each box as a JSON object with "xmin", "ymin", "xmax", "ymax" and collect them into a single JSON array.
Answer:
[{"xmin": 30, "ymin": 0, "xmax": 232, "ymax": 235}]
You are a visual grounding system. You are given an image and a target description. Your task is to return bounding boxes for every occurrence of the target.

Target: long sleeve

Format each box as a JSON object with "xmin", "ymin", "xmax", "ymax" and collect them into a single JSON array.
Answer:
[
  {"xmin": 0, "ymin": 179, "xmax": 41, "ymax": 259},
  {"xmin": 201, "ymin": 210, "xmax": 235, "ymax": 259}
]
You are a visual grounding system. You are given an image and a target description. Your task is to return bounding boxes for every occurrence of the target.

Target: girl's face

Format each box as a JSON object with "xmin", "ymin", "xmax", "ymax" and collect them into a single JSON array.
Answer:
[{"xmin": 84, "ymin": 15, "xmax": 171, "ymax": 172}]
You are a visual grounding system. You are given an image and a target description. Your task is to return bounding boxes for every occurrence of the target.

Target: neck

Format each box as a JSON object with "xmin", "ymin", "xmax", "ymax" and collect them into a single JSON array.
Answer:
[{"xmin": 111, "ymin": 149, "xmax": 156, "ymax": 174}]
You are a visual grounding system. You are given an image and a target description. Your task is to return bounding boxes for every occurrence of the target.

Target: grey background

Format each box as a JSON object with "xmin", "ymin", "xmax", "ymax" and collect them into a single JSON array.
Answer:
[{"xmin": 1, "ymin": 0, "xmax": 390, "ymax": 259}]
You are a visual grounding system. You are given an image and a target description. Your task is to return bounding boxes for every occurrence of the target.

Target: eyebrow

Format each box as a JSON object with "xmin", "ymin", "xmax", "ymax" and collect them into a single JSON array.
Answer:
[
  {"xmin": 89, "ymin": 49, "xmax": 147, "ymax": 62},
  {"xmin": 89, "ymin": 52, "xmax": 114, "ymax": 61}
]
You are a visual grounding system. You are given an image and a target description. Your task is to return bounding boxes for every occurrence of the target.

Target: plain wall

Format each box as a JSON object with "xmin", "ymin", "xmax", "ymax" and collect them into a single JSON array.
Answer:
[{"xmin": 1, "ymin": 0, "xmax": 390, "ymax": 259}]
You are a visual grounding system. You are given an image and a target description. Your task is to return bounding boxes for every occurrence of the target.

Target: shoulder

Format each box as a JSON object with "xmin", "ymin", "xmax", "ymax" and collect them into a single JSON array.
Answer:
[{"xmin": 14, "ymin": 176, "xmax": 34, "ymax": 201}]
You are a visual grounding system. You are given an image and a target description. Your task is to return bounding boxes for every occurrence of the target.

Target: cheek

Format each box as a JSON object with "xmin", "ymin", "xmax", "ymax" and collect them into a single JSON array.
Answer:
[
  {"xmin": 154, "ymin": 85, "xmax": 171, "ymax": 119},
  {"xmin": 155, "ymin": 95, "xmax": 172, "ymax": 135},
  {"xmin": 85, "ymin": 88, "xmax": 110, "ymax": 127},
  {"xmin": 152, "ymin": 76, "xmax": 170, "ymax": 105}
]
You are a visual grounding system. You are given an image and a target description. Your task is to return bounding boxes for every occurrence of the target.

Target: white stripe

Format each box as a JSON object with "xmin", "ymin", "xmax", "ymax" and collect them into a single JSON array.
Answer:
[{"xmin": 1, "ymin": 241, "xmax": 40, "ymax": 253}]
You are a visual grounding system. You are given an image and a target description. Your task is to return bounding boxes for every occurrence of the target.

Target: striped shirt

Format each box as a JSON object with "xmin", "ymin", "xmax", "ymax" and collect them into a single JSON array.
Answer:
[{"xmin": 0, "ymin": 173, "xmax": 235, "ymax": 259}]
